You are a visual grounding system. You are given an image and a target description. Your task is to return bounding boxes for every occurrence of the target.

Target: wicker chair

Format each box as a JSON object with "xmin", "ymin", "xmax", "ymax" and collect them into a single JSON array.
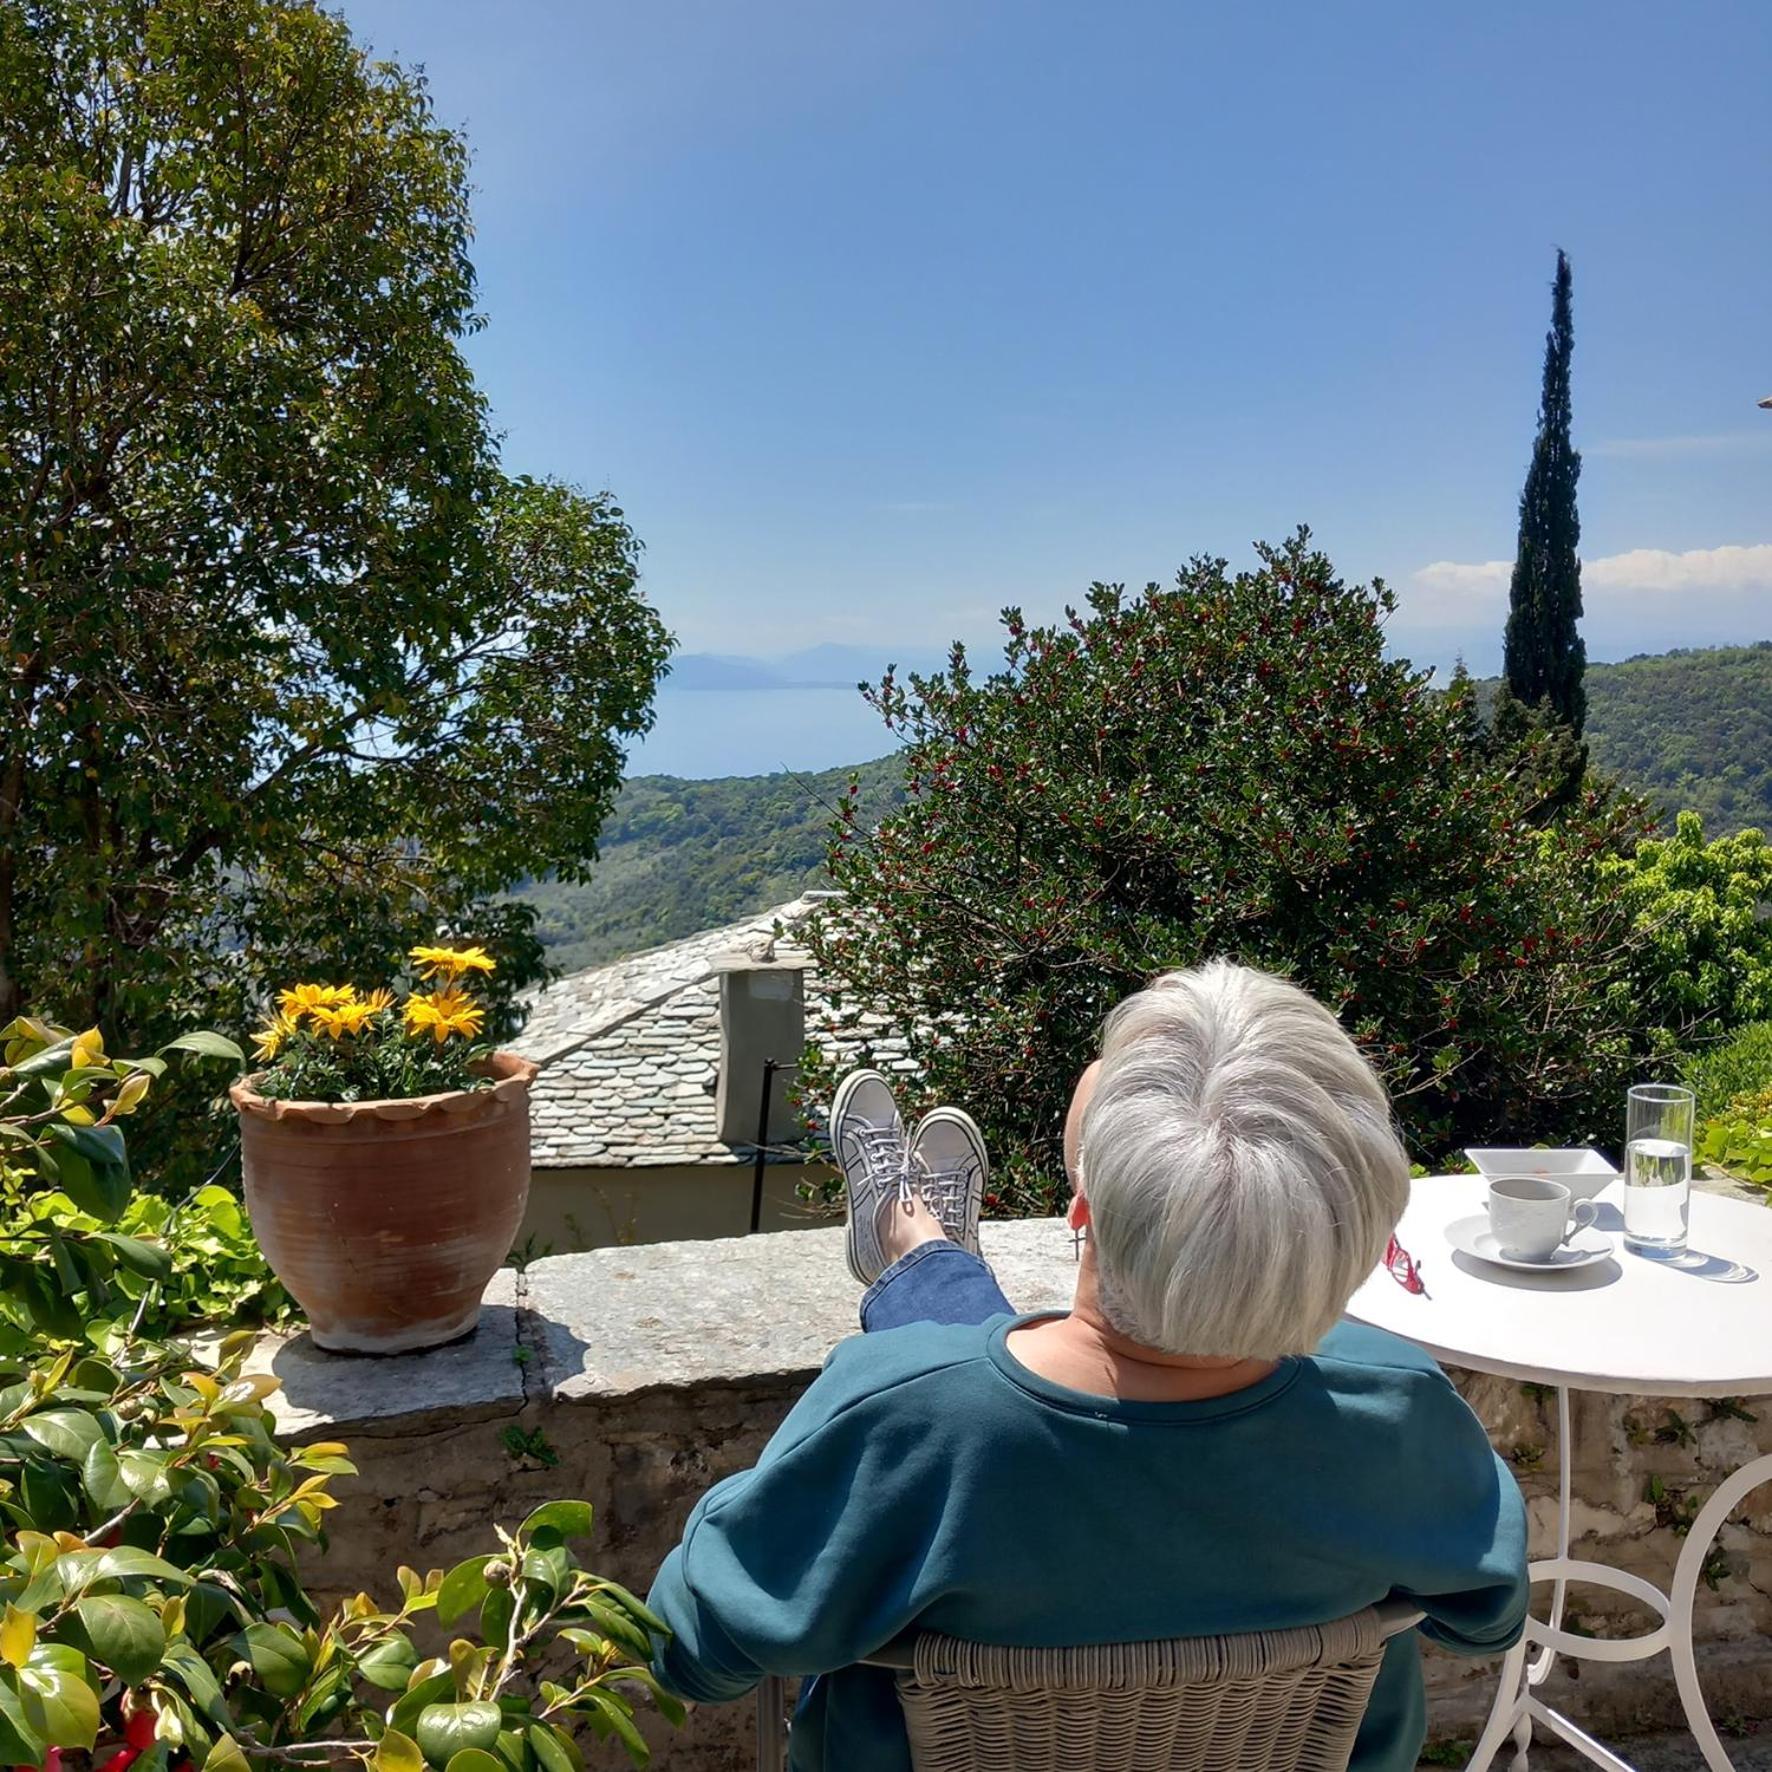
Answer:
[{"xmin": 754, "ymin": 1599, "xmax": 1423, "ymax": 1772}]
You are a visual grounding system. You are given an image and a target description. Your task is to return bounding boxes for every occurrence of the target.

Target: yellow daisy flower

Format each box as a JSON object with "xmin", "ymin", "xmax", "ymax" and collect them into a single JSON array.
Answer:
[
  {"xmin": 252, "ymin": 1011, "xmax": 301, "ymax": 1063},
  {"xmin": 309, "ymin": 999, "xmax": 378, "ymax": 1040},
  {"xmin": 278, "ymin": 983, "xmax": 357, "ymax": 1019},
  {"xmin": 358, "ymin": 988, "xmax": 396, "ymax": 1016},
  {"xmin": 404, "ymin": 989, "xmax": 486, "ymax": 1044},
  {"xmin": 408, "ymin": 944, "xmax": 497, "ymax": 982}
]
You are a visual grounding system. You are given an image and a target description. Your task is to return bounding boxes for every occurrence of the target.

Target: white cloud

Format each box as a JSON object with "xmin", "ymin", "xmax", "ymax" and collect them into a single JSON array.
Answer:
[{"xmin": 1406, "ymin": 543, "xmax": 1772, "ymax": 627}]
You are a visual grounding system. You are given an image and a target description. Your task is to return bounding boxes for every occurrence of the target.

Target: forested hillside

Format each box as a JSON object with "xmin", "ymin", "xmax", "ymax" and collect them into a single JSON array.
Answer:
[
  {"xmin": 515, "ymin": 643, "xmax": 1771, "ymax": 974},
  {"xmin": 511, "ymin": 755, "xmax": 902, "ymax": 972},
  {"xmin": 1582, "ymin": 643, "xmax": 1772, "ymax": 834}
]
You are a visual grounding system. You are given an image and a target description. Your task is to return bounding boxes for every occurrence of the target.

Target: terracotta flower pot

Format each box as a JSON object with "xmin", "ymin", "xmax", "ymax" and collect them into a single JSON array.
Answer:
[{"xmin": 230, "ymin": 1052, "xmax": 538, "ymax": 1355}]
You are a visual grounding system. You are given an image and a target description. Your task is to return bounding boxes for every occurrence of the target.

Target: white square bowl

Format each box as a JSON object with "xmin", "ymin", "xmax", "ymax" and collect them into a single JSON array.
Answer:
[{"xmin": 1463, "ymin": 1147, "xmax": 1619, "ymax": 1201}]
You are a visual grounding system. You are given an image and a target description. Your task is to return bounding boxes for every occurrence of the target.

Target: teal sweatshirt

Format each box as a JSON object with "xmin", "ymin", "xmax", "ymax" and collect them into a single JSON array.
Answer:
[{"xmin": 648, "ymin": 1315, "xmax": 1528, "ymax": 1771}]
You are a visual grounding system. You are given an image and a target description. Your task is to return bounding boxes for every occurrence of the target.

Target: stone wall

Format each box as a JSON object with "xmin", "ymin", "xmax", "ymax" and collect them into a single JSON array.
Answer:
[{"xmin": 252, "ymin": 1221, "xmax": 1772, "ymax": 1771}]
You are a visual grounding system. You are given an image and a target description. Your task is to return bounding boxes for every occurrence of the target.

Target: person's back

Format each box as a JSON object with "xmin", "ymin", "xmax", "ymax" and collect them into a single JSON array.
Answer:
[
  {"xmin": 648, "ymin": 963, "xmax": 1528, "ymax": 1770},
  {"xmin": 652, "ymin": 1314, "xmax": 1522, "ymax": 1771}
]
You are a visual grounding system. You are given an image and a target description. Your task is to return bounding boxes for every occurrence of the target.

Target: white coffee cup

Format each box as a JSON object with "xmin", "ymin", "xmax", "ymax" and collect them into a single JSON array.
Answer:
[{"xmin": 1488, "ymin": 1177, "xmax": 1598, "ymax": 1261}]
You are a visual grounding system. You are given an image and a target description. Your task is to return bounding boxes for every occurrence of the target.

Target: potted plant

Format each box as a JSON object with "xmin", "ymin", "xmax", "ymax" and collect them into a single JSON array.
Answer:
[{"xmin": 230, "ymin": 945, "xmax": 538, "ymax": 1354}]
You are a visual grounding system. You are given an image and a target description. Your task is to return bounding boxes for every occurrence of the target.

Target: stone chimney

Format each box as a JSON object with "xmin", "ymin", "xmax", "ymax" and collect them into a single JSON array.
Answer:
[{"xmin": 713, "ymin": 957, "xmax": 807, "ymax": 1146}]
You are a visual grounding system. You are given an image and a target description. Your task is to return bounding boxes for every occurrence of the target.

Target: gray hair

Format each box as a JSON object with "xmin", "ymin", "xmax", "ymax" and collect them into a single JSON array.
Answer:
[{"xmin": 1079, "ymin": 960, "xmax": 1408, "ymax": 1359}]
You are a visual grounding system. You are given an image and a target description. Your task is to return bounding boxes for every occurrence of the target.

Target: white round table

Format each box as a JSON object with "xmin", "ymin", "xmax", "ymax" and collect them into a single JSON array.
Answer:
[{"xmin": 1345, "ymin": 1174, "xmax": 1772, "ymax": 1772}]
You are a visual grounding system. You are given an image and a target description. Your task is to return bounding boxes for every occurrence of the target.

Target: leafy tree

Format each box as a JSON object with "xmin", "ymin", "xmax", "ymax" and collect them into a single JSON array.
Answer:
[
  {"xmin": 0, "ymin": 2, "xmax": 671, "ymax": 1134},
  {"xmin": 1501, "ymin": 249, "xmax": 1586, "ymax": 737},
  {"xmin": 805, "ymin": 534, "xmax": 1663, "ymax": 1208},
  {"xmin": 1598, "ymin": 812, "xmax": 1772, "ymax": 1049}
]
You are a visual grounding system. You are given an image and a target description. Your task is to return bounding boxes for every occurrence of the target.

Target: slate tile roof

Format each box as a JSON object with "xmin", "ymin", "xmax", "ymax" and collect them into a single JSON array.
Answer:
[{"xmin": 513, "ymin": 895, "xmax": 915, "ymax": 1170}]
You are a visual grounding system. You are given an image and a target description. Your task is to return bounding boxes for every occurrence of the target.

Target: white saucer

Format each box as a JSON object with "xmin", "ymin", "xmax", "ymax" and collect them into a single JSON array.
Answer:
[{"xmin": 1445, "ymin": 1214, "xmax": 1614, "ymax": 1273}]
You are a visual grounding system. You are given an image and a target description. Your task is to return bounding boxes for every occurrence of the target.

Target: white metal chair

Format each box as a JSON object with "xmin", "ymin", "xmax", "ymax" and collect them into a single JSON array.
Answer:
[{"xmin": 755, "ymin": 1599, "xmax": 1423, "ymax": 1771}]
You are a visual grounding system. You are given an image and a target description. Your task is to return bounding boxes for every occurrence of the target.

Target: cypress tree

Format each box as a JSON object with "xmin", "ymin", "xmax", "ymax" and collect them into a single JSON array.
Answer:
[{"xmin": 1502, "ymin": 250, "xmax": 1586, "ymax": 734}]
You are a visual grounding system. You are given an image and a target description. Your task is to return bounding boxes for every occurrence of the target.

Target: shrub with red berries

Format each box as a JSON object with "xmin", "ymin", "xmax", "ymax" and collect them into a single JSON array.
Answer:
[{"xmin": 805, "ymin": 532, "xmax": 1666, "ymax": 1210}]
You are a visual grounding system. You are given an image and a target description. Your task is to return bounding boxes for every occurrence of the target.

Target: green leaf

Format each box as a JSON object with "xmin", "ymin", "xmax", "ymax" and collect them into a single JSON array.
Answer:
[
  {"xmin": 390, "ymin": 1669, "xmax": 457, "ymax": 1738},
  {"xmin": 416, "ymin": 1700, "xmax": 504, "ymax": 1768},
  {"xmin": 160, "ymin": 1032, "xmax": 247, "ymax": 1066},
  {"xmin": 73, "ymin": 1594, "xmax": 166, "ymax": 1684},
  {"xmin": 435, "ymin": 1557, "xmax": 494, "ymax": 1627},
  {"xmin": 607, "ymin": 1667, "xmax": 685, "ymax": 1730},
  {"xmin": 526, "ymin": 1723, "xmax": 582, "ymax": 1772},
  {"xmin": 80, "ymin": 1437, "xmax": 134, "ymax": 1511},
  {"xmin": 357, "ymin": 1633, "xmax": 419, "ymax": 1693},
  {"xmin": 90, "ymin": 1233, "xmax": 174, "ymax": 1281},
  {"xmin": 83, "ymin": 1545, "xmax": 193, "ymax": 1586},
  {"xmin": 0, "ymin": 1670, "xmax": 48, "ymax": 1765},
  {"xmin": 444, "ymin": 1753, "xmax": 506, "ymax": 1772},
  {"xmin": 578, "ymin": 1690, "xmax": 648, "ymax": 1768},
  {"xmin": 519, "ymin": 1500, "xmax": 593, "ymax": 1545},
  {"xmin": 236, "ymin": 1621, "xmax": 311, "ymax": 1698},
  {"xmin": 20, "ymin": 1408, "xmax": 105, "ymax": 1462},
  {"xmin": 589, "ymin": 1580, "xmax": 667, "ymax": 1637},
  {"xmin": 162, "ymin": 1640, "xmax": 229, "ymax": 1724},
  {"xmin": 204, "ymin": 1734, "xmax": 252, "ymax": 1772},
  {"xmin": 374, "ymin": 1728, "xmax": 427, "ymax": 1772},
  {"xmin": 19, "ymin": 1644, "xmax": 100, "ymax": 1749}
]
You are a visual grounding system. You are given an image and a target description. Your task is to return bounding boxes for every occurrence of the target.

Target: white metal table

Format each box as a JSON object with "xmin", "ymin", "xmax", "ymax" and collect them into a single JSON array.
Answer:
[{"xmin": 1344, "ymin": 1174, "xmax": 1772, "ymax": 1772}]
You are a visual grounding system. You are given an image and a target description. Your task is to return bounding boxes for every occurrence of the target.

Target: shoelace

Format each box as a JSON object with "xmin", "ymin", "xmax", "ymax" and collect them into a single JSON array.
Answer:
[
  {"xmin": 846, "ymin": 1122, "xmax": 914, "ymax": 1204},
  {"xmin": 912, "ymin": 1157, "xmax": 979, "ymax": 1241}
]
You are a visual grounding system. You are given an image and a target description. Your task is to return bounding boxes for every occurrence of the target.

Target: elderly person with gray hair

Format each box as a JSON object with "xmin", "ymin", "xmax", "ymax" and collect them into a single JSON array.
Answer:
[{"xmin": 648, "ymin": 961, "xmax": 1528, "ymax": 1771}]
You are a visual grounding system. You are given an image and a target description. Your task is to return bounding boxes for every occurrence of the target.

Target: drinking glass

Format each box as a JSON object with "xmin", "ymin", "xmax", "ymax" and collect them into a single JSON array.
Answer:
[{"xmin": 1624, "ymin": 1083, "xmax": 1695, "ymax": 1255}]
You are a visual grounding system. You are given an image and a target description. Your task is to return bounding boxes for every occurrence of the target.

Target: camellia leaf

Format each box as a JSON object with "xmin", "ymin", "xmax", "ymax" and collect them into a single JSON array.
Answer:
[
  {"xmin": 74, "ymin": 1594, "xmax": 166, "ymax": 1685},
  {"xmin": 0, "ymin": 1606, "xmax": 36, "ymax": 1671},
  {"xmin": 159, "ymin": 1032, "xmax": 247, "ymax": 1066},
  {"xmin": 20, "ymin": 1409, "xmax": 106, "ymax": 1463},
  {"xmin": 525, "ymin": 1721, "xmax": 581, "ymax": 1772},
  {"xmin": 203, "ymin": 1733, "xmax": 252, "ymax": 1772},
  {"xmin": 89, "ymin": 1233, "xmax": 174, "ymax": 1281},
  {"xmin": 0, "ymin": 1670, "xmax": 48, "ymax": 1765},
  {"xmin": 577, "ymin": 1691, "xmax": 647, "ymax": 1768},
  {"xmin": 518, "ymin": 1500, "xmax": 592, "ymax": 1545},
  {"xmin": 443, "ymin": 1751, "xmax": 505, "ymax": 1772},
  {"xmin": 356, "ymin": 1633, "xmax": 418, "ymax": 1693},
  {"xmin": 236, "ymin": 1622, "xmax": 311, "ymax": 1699},
  {"xmin": 18, "ymin": 1644, "xmax": 100, "ymax": 1749},
  {"xmin": 80, "ymin": 1437, "xmax": 134, "ymax": 1512},
  {"xmin": 415, "ymin": 1701, "xmax": 504, "ymax": 1768},
  {"xmin": 389, "ymin": 1669, "xmax": 456, "ymax": 1738},
  {"xmin": 434, "ymin": 1558, "xmax": 493, "ymax": 1627},
  {"xmin": 373, "ymin": 1728, "xmax": 427, "ymax": 1772}
]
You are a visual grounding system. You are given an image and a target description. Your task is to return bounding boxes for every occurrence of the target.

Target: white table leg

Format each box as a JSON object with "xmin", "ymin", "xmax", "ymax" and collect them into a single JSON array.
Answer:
[{"xmin": 1666, "ymin": 1450, "xmax": 1772, "ymax": 1772}]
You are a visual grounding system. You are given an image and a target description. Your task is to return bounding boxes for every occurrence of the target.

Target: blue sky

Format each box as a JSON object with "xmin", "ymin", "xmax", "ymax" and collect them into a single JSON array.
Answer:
[{"xmin": 346, "ymin": 0, "xmax": 1772, "ymax": 775}]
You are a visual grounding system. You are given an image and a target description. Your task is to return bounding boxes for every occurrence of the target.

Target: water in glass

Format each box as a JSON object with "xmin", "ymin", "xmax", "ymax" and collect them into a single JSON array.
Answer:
[{"xmin": 1623, "ymin": 1084, "xmax": 1694, "ymax": 1255}]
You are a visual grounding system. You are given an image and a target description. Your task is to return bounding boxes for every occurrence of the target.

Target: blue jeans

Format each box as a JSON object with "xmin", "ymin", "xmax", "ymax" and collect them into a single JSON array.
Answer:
[{"xmin": 858, "ymin": 1240, "xmax": 1015, "ymax": 1332}]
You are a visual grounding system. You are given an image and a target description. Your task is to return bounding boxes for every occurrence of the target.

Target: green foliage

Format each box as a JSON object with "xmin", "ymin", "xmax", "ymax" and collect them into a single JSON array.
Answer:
[
  {"xmin": 0, "ymin": 1016, "xmax": 676, "ymax": 1769},
  {"xmin": 1595, "ymin": 813, "xmax": 1772, "ymax": 1048},
  {"xmin": 0, "ymin": 0, "xmax": 670, "ymax": 1182},
  {"xmin": 1696, "ymin": 1088, "xmax": 1772, "ymax": 1192},
  {"xmin": 1502, "ymin": 249, "xmax": 1586, "ymax": 736},
  {"xmin": 512, "ymin": 757, "xmax": 903, "ymax": 972},
  {"xmin": 1683, "ymin": 1021, "xmax": 1772, "ymax": 1120},
  {"xmin": 806, "ymin": 533, "xmax": 1666, "ymax": 1206},
  {"xmin": 1582, "ymin": 643, "xmax": 1772, "ymax": 836}
]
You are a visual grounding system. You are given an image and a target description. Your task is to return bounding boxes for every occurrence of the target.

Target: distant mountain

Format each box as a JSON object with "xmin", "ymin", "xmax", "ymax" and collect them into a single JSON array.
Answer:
[
  {"xmin": 666, "ymin": 643, "xmax": 951, "ymax": 692},
  {"xmin": 517, "ymin": 643, "xmax": 1772, "ymax": 976}
]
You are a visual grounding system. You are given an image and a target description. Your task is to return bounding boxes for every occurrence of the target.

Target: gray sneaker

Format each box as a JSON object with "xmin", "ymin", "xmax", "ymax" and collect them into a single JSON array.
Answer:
[
  {"xmin": 829, "ymin": 1068, "xmax": 910, "ymax": 1284},
  {"xmin": 908, "ymin": 1106, "xmax": 988, "ymax": 1259}
]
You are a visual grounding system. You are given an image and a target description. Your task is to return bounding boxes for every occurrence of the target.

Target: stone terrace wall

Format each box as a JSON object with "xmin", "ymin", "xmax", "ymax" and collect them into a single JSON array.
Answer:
[{"xmin": 250, "ymin": 1222, "xmax": 1772, "ymax": 1771}]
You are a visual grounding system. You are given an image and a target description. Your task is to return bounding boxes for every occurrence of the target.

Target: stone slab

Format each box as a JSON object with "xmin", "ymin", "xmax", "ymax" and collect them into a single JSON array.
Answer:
[
  {"xmin": 251, "ymin": 1267, "xmax": 525, "ymax": 1437},
  {"xmin": 525, "ymin": 1217, "xmax": 1079, "ymax": 1400}
]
